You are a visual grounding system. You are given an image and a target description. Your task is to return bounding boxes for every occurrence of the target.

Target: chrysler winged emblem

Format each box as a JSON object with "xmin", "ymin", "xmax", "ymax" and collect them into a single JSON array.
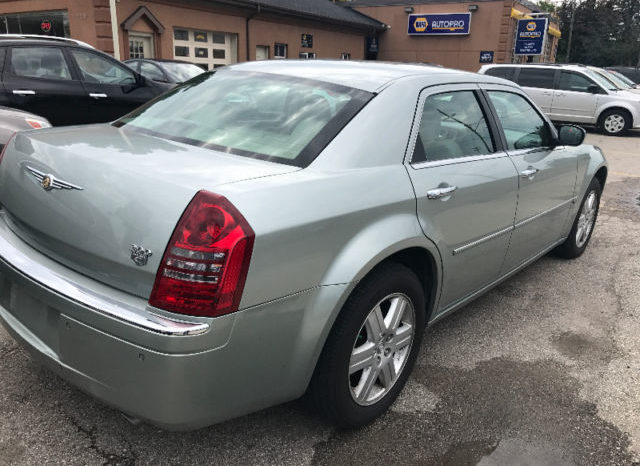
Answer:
[
  {"xmin": 26, "ymin": 166, "xmax": 83, "ymax": 191},
  {"xmin": 130, "ymin": 244, "xmax": 152, "ymax": 266}
]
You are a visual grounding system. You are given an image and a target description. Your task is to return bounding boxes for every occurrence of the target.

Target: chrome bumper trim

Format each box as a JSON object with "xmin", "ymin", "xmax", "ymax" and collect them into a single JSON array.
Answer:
[{"xmin": 0, "ymin": 214, "xmax": 209, "ymax": 336}]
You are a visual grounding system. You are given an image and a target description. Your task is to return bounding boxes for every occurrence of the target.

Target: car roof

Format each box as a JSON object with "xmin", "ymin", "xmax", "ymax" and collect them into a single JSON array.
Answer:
[
  {"xmin": 481, "ymin": 63, "xmax": 591, "ymax": 71},
  {"xmin": 228, "ymin": 60, "xmax": 510, "ymax": 92},
  {"xmin": 0, "ymin": 34, "xmax": 94, "ymax": 48}
]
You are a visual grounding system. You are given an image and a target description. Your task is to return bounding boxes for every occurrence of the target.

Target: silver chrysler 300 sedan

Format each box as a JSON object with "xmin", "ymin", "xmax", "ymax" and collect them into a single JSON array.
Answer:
[{"xmin": 0, "ymin": 61, "xmax": 606, "ymax": 430}]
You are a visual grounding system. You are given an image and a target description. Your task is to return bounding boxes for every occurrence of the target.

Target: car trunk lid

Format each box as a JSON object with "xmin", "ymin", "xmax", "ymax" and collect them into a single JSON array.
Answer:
[{"xmin": 0, "ymin": 125, "xmax": 298, "ymax": 299}]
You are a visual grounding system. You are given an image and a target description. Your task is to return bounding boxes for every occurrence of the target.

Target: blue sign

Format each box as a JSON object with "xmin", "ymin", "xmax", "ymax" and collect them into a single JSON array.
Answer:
[
  {"xmin": 514, "ymin": 18, "xmax": 547, "ymax": 55},
  {"xmin": 479, "ymin": 51, "xmax": 494, "ymax": 63},
  {"xmin": 407, "ymin": 13, "xmax": 471, "ymax": 35}
]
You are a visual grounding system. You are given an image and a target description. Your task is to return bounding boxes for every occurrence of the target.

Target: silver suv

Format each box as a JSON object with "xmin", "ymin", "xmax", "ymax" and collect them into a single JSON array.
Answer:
[{"xmin": 479, "ymin": 63, "xmax": 640, "ymax": 135}]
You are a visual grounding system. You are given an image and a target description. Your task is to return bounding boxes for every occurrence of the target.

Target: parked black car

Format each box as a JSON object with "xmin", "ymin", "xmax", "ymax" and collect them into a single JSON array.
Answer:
[
  {"xmin": 606, "ymin": 66, "xmax": 640, "ymax": 84},
  {"xmin": 0, "ymin": 35, "xmax": 167, "ymax": 126},
  {"xmin": 124, "ymin": 58, "xmax": 204, "ymax": 86}
]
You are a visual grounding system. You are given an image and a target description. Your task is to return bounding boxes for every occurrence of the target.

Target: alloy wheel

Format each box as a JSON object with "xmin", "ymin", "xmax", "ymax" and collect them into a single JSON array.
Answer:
[
  {"xmin": 349, "ymin": 293, "xmax": 415, "ymax": 406},
  {"xmin": 576, "ymin": 190, "xmax": 598, "ymax": 248}
]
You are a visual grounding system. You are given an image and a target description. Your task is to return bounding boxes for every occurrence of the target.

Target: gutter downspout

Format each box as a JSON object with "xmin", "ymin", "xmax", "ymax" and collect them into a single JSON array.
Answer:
[
  {"xmin": 245, "ymin": 5, "xmax": 260, "ymax": 62},
  {"xmin": 109, "ymin": 0, "xmax": 121, "ymax": 59}
]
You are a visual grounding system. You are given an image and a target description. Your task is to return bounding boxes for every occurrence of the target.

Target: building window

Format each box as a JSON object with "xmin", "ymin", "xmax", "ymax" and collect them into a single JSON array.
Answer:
[
  {"xmin": 274, "ymin": 43, "xmax": 287, "ymax": 59},
  {"xmin": 299, "ymin": 52, "xmax": 316, "ymax": 59},
  {"xmin": 129, "ymin": 34, "xmax": 153, "ymax": 59},
  {"xmin": 174, "ymin": 29, "xmax": 188, "ymax": 41},
  {"xmin": 212, "ymin": 32, "xmax": 226, "ymax": 44},
  {"xmin": 0, "ymin": 10, "xmax": 70, "ymax": 37},
  {"xmin": 172, "ymin": 27, "xmax": 237, "ymax": 68},
  {"xmin": 194, "ymin": 31, "xmax": 207, "ymax": 42},
  {"xmin": 341, "ymin": 52, "xmax": 351, "ymax": 60},
  {"xmin": 256, "ymin": 45, "xmax": 269, "ymax": 60},
  {"xmin": 174, "ymin": 46, "xmax": 189, "ymax": 57}
]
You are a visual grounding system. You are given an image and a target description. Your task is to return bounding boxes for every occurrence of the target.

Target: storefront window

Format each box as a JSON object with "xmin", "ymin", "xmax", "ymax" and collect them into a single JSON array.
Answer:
[{"xmin": 0, "ymin": 10, "xmax": 69, "ymax": 37}]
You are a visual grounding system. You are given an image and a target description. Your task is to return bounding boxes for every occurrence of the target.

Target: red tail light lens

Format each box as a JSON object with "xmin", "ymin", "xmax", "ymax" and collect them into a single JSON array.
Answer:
[
  {"xmin": 0, "ymin": 133, "xmax": 16, "ymax": 165},
  {"xmin": 149, "ymin": 191, "xmax": 255, "ymax": 317}
]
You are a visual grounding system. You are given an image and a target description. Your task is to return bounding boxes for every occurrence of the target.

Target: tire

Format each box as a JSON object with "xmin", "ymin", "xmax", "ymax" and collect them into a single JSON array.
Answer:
[
  {"xmin": 555, "ymin": 177, "xmax": 602, "ymax": 259},
  {"xmin": 599, "ymin": 109, "xmax": 630, "ymax": 136},
  {"xmin": 308, "ymin": 262, "xmax": 426, "ymax": 428}
]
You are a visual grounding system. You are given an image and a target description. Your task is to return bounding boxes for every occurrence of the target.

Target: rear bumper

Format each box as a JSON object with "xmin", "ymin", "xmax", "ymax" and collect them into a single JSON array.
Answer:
[{"xmin": 0, "ymin": 214, "xmax": 345, "ymax": 429}]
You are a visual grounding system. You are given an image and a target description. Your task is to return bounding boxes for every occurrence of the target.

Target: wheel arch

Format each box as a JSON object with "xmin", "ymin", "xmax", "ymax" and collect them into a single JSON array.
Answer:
[
  {"xmin": 596, "ymin": 105, "xmax": 634, "ymax": 128},
  {"xmin": 594, "ymin": 165, "xmax": 608, "ymax": 190},
  {"xmin": 299, "ymin": 239, "xmax": 442, "ymax": 395}
]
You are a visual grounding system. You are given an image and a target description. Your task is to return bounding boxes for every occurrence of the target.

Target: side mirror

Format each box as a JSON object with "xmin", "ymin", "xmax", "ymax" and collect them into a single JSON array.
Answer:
[
  {"xmin": 587, "ymin": 84, "xmax": 603, "ymax": 94},
  {"xmin": 557, "ymin": 125, "xmax": 586, "ymax": 146}
]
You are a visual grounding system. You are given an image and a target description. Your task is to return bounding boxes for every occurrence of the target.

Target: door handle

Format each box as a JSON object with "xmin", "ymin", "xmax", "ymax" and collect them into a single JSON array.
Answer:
[
  {"xmin": 543, "ymin": 91, "xmax": 552, "ymax": 96},
  {"xmin": 12, "ymin": 90, "xmax": 35, "ymax": 96},
  {"xmin": 427, "ymin": 185, "xmax": 457, "ymax": 200},
  {"xmin": 520, "ymin": 167, "xmax": 539, "ymax": 179},
  {"xmin": 89, "ymin": 93, "xmax": 107, "ymax": 99}
]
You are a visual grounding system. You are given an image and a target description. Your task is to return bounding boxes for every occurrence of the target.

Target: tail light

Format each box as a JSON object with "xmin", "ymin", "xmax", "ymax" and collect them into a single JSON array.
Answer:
[
  {"xmin": 0, "ymin": 133, "xmax": 16, "ymax": 165},
  {"xmin": 149, "ymin": 191, "xmax": 255, "ymax": 317},
  {"xmin": 25, "ymin": 118, "xmax": 50, "ymax": 129}
]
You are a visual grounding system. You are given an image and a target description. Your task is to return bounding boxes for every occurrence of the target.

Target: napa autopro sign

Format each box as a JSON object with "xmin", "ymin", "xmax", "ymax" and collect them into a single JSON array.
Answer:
[
  {"xmin": 514, "ymin": 18, "xmax": 548, "ymax": 55},
  {"xmin": 408, "ymin": 13, "xmax": 472, "ymax": 35}
]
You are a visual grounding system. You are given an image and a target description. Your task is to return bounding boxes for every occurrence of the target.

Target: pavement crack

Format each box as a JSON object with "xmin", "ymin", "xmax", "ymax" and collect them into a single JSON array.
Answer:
[{"xmin": 66, "ymin": 415, "xmax": 136, "ymax": 466}]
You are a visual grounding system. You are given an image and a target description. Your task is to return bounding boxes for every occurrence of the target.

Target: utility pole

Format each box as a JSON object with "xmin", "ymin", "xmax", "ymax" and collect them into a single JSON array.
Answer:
[{"xmin": 566, "ymin": 0, "xmax": 576, "ymax": 62}]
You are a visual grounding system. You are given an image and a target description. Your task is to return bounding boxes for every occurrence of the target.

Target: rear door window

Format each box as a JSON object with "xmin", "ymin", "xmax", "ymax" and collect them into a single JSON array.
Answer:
[
  {"xmin": 10, "ymin": 47, "xmax": 72, "ymax": 80},
  {"xmin": 517, "ymin": 68, "xmax": 555, "ymax": 89},
  {"xmin": 485, "ymin": 67, "xmax": 517, "ymax": 82},
  {"xmin": 412, "ymin": 90, "xmax": 495, "ymax": 163},
  {"xmin": 558, "ymin": 71, "xmax": 595, "ymax": 93}
]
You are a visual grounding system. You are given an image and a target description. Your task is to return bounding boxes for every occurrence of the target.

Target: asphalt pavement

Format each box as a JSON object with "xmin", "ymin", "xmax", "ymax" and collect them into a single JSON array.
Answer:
[{"xmin": 1, "ymin": 130, "xmax": 639, "ymax": 466}]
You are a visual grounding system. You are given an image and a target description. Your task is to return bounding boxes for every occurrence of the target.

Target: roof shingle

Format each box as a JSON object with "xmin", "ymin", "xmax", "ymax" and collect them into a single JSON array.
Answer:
[{"xmin": 240, "ymin": 0, "xmax": 385, "ymax": 29}]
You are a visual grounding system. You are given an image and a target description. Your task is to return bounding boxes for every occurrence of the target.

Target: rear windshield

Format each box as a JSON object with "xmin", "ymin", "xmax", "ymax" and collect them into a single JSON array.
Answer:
[{"xmin": 114, "ymin": 70, "xmax": 373, "ymax": 167}]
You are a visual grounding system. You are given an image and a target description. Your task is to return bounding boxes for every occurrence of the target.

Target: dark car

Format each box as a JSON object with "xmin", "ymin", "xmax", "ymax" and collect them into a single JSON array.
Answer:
[
  {"xmin": 0, "ymin": 35, "xmax": 167, "ymax": 126},
  {"xmin": 607, "ymin": 66, "xmax": 640, "ymax": 84},
  {"xmin": 124, "ymin": 59, "xmax": 205, "ymax": 86}
]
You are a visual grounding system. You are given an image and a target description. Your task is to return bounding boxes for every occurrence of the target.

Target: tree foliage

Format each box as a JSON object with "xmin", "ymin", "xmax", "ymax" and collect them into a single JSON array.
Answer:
[{"xmin": 555, "ymin": 0, "xmax": 640, "ymax": 66}]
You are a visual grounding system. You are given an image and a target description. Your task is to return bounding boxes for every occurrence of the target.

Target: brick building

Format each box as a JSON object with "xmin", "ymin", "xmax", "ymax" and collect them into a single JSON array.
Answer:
[
  {"xmin": 0, "ymin": 0, "xmax": 385, "ymax": 69},
  {"xmin": 0, "ymin": 0, "xmax": 560, "ymax": 71}
]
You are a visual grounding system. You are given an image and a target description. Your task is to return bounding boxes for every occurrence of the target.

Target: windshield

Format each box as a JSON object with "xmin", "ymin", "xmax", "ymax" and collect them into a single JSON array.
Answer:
[
  {"xmin": 589, "ymin": 67, "xmax": 631, "ymax": 90},
  {"xmin": 583, "ymin": 69, "xmax": 618, "ymax": 91},
  {"xmin": 114, "ymin": 70, "xmax": 372, "ymax": 167},
  {"xmin": 161, "ymin": 62, "xmax": 204, "ymax": 82}
]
